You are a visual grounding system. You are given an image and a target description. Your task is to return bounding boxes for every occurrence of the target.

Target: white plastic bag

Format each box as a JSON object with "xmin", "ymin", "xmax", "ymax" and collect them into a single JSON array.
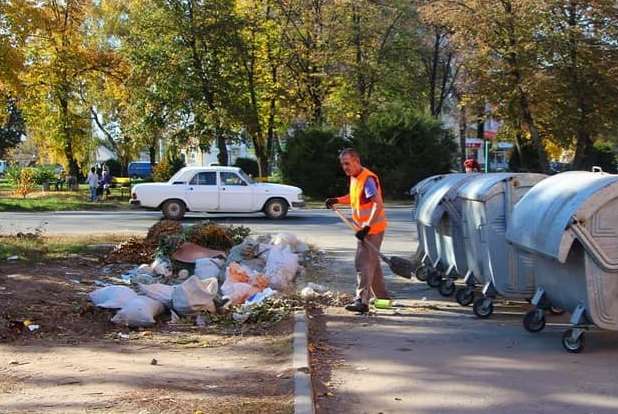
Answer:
[
  {"xmin": 271, "ymin": 233, "xmax": 309, "ymax": 253},
  {"xmin": 151, "ymin": 256, "xmax": 173, "ymax": 278},
  {"xmin": 172, "ymin": 276, "xmax": 218, "ymax": 315},
  {"xmin": 195, "ymin": 257, "xmax": 224, "ymax": 280},
  {"xmin": 111, "ymin": 296, "xmax": 165, "ymax": 327},
  {"xmin": 264, "ymin": 246, "xmax": 299, "ymax": 291},
  {"xmin": 89, "ymin": 286, "xmax": 138, "ymax": 309},
  {"xmin": 221, "ymin": 280, "xmax": 260, "ymax": 305},
  {"xmin": 138, "ymin": 283, "xmax": 174, "ymax": 308}
]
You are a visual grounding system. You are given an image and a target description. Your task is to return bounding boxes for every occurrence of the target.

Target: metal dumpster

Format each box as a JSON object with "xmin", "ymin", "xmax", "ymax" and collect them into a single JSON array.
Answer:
[
  {"xmin": 457, "ymin": 173, "xmax": 547, "ymax": 315},
  {"xmin": 416, "ymin": 173, "xmax": 479, "ymax": 293},
  {"xmin": 410, "ymin": 175, "xmax": 446, "ymax": 281},
  {"xmin": 507, "ymin": 171, "xmax": 618, "ymax": 353}
]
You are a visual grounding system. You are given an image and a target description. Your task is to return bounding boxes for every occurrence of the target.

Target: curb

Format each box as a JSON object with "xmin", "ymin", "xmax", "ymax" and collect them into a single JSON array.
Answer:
[{"xmin": 293, "ymin": 310, "xmax": 315, "ymax": 414}]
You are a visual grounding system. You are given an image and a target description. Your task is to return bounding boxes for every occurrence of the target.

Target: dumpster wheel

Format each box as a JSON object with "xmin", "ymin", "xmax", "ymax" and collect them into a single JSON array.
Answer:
[
  {"xmin": 455, "ymin": 287, "xmax": 475, "ymax": 307},
  {"xmin": 562, "ymin": 329, "xmax": 585, "ymax": 353},
  {"xmin": 438, "ymin": 278, "xmax": 456, "ymax": 297},
  {"xmin": 427, "ymin": 271, "xmax": 442, "ymax": 288},
  {"xmin": 473, "ymin": 297, "xmax": 494, "ymax": 319},
  {"xmin": 523, "ymin": 309, "xmax": 546, "ymax": 333},
  {"xmin": 415, "ymin": 264, "xmax": 429, "ymax": 282}
]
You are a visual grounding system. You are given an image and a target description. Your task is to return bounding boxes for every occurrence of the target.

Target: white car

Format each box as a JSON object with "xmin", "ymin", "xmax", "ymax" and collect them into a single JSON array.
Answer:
[{"xmin": 130, "ymin": 166, "xmax": 305, "ymax": 220}]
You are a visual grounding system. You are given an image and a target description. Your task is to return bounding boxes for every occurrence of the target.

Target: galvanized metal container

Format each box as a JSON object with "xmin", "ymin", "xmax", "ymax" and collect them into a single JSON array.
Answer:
[
  {"xmin": 507, "ymin": 171, "xmax": 618, "ymax": 352},
  {"xmin": 416, "ymin": 173, "xmax": 479, "ymax": 290},
  {"xmin": 410, "ymin": 175, "xmax": 446, "ymax": 281},
  {"xmin": 457, "ymin": 173, "xmax": 547, "ymax": 315}
]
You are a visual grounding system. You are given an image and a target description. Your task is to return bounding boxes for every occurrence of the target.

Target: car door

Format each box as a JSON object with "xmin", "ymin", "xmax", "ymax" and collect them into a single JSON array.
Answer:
[
  {"xmin": 185, "ymin": 171, "xmax": 219, "ymax": 211},
  {"xmin": 219, "ymin": 171, "xmax": 254, "ymax": 212}
]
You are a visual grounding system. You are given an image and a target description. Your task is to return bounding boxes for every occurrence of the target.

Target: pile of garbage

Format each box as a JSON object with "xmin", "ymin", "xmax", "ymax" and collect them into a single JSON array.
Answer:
[{"xmin": 90, "ymin": 221, "xmax": 321, "ymax": 328}]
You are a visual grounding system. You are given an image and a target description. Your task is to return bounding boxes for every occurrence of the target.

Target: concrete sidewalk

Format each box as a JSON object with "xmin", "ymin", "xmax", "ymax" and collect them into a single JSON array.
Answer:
[{"xmin": 311, "ymin": 254, "xmax": 618, "ymax": 414}]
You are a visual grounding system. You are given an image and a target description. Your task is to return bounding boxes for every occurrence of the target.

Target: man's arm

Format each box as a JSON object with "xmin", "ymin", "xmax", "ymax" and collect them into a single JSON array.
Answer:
[{"xmin": 336, "ymin": 194, "xmax": 350, "ymax": 204}]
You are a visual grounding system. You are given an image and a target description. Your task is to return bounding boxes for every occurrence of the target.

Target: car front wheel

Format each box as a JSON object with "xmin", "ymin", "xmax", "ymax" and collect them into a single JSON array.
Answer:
[
  {"xmin": 162, "ymin": 200, "xmax": 186, "ymax": 220},
  {"xmin": 263, "ymin": 198, "xmax": 288, "ymax": 219}
]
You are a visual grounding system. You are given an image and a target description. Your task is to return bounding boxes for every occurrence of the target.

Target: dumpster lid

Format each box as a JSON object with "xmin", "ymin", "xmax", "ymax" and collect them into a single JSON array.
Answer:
[
  {"xmin": 416, "ymin": 173, "xmax": 477, "ymax": 225},
  {"xmin": 458, "ymin": 173, "xmax": 546, "ymax": 202},
  {"xmin": 506, "ymin": 171, "xmax": 618, "ymax": 262},
  {"xmin": 410, "ymin": 175, "xmax": 445, "ymax": 197}
]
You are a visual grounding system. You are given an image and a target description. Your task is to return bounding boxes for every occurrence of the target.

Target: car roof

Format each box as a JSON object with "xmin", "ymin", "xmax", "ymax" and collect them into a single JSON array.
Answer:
[{"xmin": 181, "ymin": 166, "xmax": 241, "ymax": 172}]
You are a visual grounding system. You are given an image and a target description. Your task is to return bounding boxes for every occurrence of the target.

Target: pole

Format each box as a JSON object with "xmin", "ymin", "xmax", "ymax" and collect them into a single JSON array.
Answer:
[{"xmin": 484, "ymin": 140, "xmax": 490, "ymax": 173}]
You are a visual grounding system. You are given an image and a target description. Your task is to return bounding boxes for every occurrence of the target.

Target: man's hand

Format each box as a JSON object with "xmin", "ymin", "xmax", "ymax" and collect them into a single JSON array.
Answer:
[
  {"xmin": 325, "ymin": 198, "xmax": 338, "ymax": 209},
  {"xmin": 355, "ymin": 225, "xmax": 371, "ymax": 241}
]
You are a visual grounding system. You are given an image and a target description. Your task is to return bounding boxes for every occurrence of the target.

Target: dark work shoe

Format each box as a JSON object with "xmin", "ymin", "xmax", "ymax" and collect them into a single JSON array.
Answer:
[{"xmin": 345, "ymin": 300, "xmax": 369, "ymax": 314}]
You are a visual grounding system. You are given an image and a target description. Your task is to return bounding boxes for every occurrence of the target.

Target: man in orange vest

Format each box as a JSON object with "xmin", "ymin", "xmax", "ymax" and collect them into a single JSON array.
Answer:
[{"xmin": 325, "ymin": 148, "xmax": 389, "ymax": 313}]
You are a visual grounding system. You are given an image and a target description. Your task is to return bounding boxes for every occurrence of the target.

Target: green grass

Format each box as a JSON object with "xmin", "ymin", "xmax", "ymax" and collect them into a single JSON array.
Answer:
[
  {"xmin": 0, "ymin": 187, "xmax": 130, "ymax": 212},
  {"xmin": 0, "ymin": 234, "xmax": 127, "ymax": 262}
]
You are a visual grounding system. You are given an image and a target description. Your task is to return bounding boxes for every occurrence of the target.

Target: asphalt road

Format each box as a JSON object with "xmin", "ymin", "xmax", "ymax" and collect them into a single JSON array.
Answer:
[{"xmin": 0, "ymin": 208, "xmax": 417, "ymax": 256}]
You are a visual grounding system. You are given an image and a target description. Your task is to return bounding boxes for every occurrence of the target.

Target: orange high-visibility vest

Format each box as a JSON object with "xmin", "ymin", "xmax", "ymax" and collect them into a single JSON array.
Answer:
[{"xmin": 347, "ymin": 167, "xmax": 387, "ymax": 235}]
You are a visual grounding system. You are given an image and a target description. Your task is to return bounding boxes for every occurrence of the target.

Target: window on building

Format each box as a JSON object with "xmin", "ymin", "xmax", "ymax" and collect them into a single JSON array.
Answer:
[
  {"xmin": 220, "ymin": 172, "xmax": 246, "ymax": 186},
  {"xmin": 190, "ymin": 172, "xmax": 217, "ymax": 186}
]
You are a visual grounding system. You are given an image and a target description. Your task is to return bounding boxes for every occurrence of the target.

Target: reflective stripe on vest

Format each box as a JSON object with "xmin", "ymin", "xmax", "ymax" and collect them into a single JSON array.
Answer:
[{"xmin": 349, "ymin": 168, "xmax": 388, "ymax": 235}]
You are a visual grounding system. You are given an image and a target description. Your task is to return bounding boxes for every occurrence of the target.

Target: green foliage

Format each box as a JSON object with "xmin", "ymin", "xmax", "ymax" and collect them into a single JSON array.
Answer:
[
  {"xmin": 5, "ymin": 166, "xmax": 21, "ymax": 186},
  {"xmin": 508, "ymin": 141, "xmax": 543, "ymax": 173},
  {"xmin": 281, "ymin": 128, "xmax": 348, "ymax": 198},
  {"xmin": 234, "ymin": 157, "xmax": 259, "ymax": 177},
  {"xmin": 33, "ymin": 166, "xmax": 56, "ymax": 185},
  {"xmin": 103, "ymin": 159, "xmax": 123, "ymax": 177},
  {"xmin": 0, "ymin": 97, "xmax": 25, "ymax": 158},
  {"xmin": 587, "ymin": 141, "xmax": 617, "ymax": 174},
  {"xmin": 353, "ymin": 107, "xmax": 457, "ymax": 197}
]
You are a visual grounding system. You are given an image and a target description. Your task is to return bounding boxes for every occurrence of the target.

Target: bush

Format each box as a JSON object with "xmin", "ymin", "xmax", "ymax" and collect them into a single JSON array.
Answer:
[
  {"xmin": 5, "ymin": 166, "xmax": 21, "ymax": 186},
  {"xmin": 152, "ymin": 155, "xmax": 185, "ymax": 182},
  {"xmin": 587, "ymin": 141, "xmax": 617, "ymax": 174},
  {"xmin": 103, "ymin": 159, "xmax": 123, "ymax": 177},
  {"xmin": 33, "ymin": 166, "xmax": 56, "ymax": 185},
  {"xmin": 352, "ymin": 108, "xmax": 457, "ymax": 197},
  {"xmin": 509, "ymin": 141, "xmax": 543, "ymax": 172},
  {"xmin": 281, "ymin": 127, "xmax": 348, "ymax": 198},
  {"xmin": 14, "ymin": 167, "xmax": 37, "ymax": 198},
  {"xmin": 234, "ymin": 157, "xmax": 259, "ymax": 177}
]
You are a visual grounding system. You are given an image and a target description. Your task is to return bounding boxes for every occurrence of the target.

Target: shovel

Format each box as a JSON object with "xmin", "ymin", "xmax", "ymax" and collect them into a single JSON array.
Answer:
[{"xmin": 332, "ymin": 206, "xmax": 414, "ymax": 279}]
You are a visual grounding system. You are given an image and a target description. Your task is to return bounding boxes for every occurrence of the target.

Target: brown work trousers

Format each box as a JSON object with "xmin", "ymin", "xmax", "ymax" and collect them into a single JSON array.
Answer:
[{"xmin": 355, "ymin": 232, "xmax": 390, "ymax": 304}]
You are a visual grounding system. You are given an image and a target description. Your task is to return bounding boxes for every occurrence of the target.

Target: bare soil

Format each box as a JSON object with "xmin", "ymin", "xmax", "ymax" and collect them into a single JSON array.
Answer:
[{"xmin": 0, "ymin": 254, "xmax": 294, "ymax": 414}]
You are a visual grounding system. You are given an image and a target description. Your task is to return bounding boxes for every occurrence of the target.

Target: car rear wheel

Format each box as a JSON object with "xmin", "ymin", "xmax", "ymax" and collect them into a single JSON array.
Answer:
[
  {"xmin": 162, "ymin": 200, "xmax": 186, "ymax": 220},
  {"xmin": 263, "ymin": 198, "xmax": 288, "ymax": 219}
]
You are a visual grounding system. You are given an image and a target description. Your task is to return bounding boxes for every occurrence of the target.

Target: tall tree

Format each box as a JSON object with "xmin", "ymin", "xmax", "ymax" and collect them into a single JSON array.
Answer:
[
  {"xmin": 539, "ymin": 0, "xmax": 618, "ymax": 169},
  {"xmin": 18, "ymin": 0, "xmax": 121, "ymax": 176},
  {"xmin": 0, "ymin": 96, "xmax": 25, "ymax": 158},
  {"xmin": 422, "ymin": 0, "xmax": 550, "ymax": 171}
]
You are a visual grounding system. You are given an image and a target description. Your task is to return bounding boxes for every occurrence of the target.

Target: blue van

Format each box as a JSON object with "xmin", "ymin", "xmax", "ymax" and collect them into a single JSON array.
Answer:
[{"xmin": 127, "ymin": 161, "xmax": 153, "ymax": 178}]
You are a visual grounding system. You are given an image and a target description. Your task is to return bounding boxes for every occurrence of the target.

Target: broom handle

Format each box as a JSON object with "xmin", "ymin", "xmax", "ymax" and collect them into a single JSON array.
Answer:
[{"xmin": 332, "ymin": 206, "xmax": 384, "ymax": 257}]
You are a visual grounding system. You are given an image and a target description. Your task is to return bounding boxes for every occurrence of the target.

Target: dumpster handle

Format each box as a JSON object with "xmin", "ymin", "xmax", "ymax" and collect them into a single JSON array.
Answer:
[{"xmin": 570, "ymin": 219, "xmax": 618, "ymax": 272}]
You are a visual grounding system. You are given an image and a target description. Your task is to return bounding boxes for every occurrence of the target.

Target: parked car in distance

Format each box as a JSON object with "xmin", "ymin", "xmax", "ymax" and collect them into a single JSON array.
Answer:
[
  {"xmin": 130, "ymin": 166, "xmax": 305, "ymax": 220},
  {"xmin": 127, "ymin": 161, "xmax": 153, "ymax": 179}
]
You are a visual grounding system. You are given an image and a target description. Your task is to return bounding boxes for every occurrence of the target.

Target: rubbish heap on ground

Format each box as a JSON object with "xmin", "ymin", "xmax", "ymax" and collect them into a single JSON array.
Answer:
[{"xmin": 90, "ymin": 220, "xmax": 328, "ymax": 328}]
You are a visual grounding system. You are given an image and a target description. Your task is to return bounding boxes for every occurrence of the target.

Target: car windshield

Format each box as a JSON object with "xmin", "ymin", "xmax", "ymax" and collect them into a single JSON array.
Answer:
[
  {"xmin": 168, "ymin": 168, "xmax": 187, "ymax": 183},
  {"xmin": 238, "ymin": 170, "xmax": 255, "ymax": 184}
]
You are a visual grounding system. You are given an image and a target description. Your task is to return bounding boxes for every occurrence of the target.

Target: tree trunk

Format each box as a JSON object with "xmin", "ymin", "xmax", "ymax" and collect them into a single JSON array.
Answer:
[
  {"xmin": 217, "ymin": 133, "xmax": 228, "ymax": 166},
  {"xmin": 429, "ymin": 30, "xmax": 440, "ymax": 117},
  {"xmin": 149, "ymin": 145, "xmax": 156, "ymax": 166},
  {"xmin": 572, "ymin": 130, "xmax": 594, "ymax": 170},
  {"xmin": 459, "ymin": 106, "xmax": 467, "ymax": 171}
]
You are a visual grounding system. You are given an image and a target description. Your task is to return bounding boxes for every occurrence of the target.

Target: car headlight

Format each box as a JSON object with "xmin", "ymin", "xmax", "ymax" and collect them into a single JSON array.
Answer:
[{"xmin": 298, "ymin": 193, "xmax": 304, "ymax": 200}]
